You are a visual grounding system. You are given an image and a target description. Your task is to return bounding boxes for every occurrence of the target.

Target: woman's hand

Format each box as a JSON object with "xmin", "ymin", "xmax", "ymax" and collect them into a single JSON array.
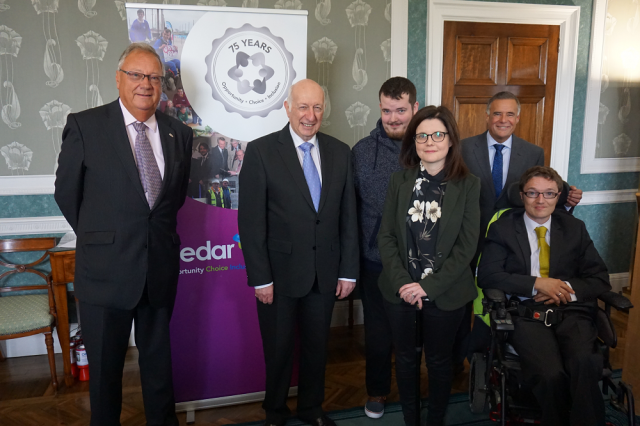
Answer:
[{"xmin": 399, "ymin": 282, "xmax": 428, "ymax": 309}]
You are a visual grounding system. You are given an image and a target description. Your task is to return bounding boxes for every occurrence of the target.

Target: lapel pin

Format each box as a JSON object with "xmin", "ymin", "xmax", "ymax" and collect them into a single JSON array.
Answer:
[{"xmin": 169, "ymin": 133, "xmax": 174, "ymax": 138}]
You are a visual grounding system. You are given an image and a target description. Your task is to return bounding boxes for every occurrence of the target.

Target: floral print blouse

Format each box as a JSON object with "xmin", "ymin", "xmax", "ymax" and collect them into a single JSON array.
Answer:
[{"xmin": 406, "ymin": 163, "xmax": 447, "ymax": 283}]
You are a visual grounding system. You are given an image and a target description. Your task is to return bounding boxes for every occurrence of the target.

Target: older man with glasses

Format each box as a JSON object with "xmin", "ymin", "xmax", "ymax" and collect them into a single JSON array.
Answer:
[{"xmin": 55, "ymin": 42, "xmax": 192, "ymax": 426}]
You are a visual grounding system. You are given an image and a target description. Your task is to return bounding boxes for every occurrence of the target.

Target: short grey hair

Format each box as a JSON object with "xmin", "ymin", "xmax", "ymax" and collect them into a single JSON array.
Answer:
[
  {"xmin": 285, "ymin": 82, "xmax": 326, "ymax": 112},
  {"xmin": 117, "ymin": 43, "xmax": 163, "ymax": 72},
  {"xmin": 486, "ymin": 91, "xmax": 521, "ymax": 115}
]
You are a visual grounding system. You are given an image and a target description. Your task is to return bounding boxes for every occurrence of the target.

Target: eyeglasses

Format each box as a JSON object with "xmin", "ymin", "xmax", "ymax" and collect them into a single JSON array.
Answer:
[
  {"xmin": 119, "ymin": 69, "xmax": 164, "ymax": 85},
  {"xmin": 414, "ymin": 132, "xmax": 448, "ymax": 144},
  {"xmin": 522, "ymin": 191, "xmax": 559, "ymax": 199}
]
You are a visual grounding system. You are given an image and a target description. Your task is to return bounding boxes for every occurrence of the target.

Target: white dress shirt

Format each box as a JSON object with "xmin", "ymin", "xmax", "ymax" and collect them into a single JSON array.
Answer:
[
  {"xmin": 486, "ymin": 133, "xmax": 512, "ymax": 188},
  {"xmin": 255, "ymin": 128, "xmax": 354, "ymax": 290},
  {"xmin": 289, "ymin": 126, "xmax": 323, "ymax": 183},
  {"xmin": 119, "ymin": 99, "xmax": 165, "ymax": 184},
  {"xmin": 522, "ymin": 213, "xmax": 577, "ymax": 302}
]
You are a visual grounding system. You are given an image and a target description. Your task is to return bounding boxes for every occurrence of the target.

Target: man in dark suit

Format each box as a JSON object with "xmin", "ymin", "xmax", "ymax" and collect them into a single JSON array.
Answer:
[
  {"xmin": 238, "ymin": 79, "xmax": 358, "ymax": 426},
  {"xmin": 461, "ymin": 91, "xmax": 583, "ymax": 249},
  {"xmin": 210, "ymin": 136, "xmax": 228, "ymax": 178},
  {"xmin": 457, "ymin": 91, "xmax": 583, "ymax": 367},
  {"xmin": 478, "ymin": 166, "xmax": 610, "ymax": 426},
  {"xmin": 54, "ymin": 43, "xmax": 192, "ymax": 426}
]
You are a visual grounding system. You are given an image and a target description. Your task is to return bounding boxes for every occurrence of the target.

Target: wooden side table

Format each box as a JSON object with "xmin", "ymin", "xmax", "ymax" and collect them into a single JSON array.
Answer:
[{"xmin": 48, "ymin": 248, "xmax": 76, "ymax": 388}]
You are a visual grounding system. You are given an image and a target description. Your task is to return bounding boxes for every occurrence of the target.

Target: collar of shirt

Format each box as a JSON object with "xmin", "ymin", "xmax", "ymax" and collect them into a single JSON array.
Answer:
[
  {"xmin": 486, "ymin": 132, "xmax": 513, "ymax": 151},
  {"xmin": 119, "ymin": 98, "xmax": 165, "ymax": 180},
  {"xmin": 289, "ymin": 125, "xmax": 322, "ymax": 183},
  {"xmin": 120, "ymin": 98, "xmax": 158, "ymax": 133}
]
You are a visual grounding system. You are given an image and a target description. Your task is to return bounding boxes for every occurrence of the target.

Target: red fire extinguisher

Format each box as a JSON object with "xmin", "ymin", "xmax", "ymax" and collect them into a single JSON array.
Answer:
[{"xmin": 76, "ymin": 344, "xmax": 90, "ymax": 381}]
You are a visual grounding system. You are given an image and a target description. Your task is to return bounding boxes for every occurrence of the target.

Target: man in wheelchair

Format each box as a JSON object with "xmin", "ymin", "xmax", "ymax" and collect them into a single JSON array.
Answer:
[{"xmin": 477, "ymin": 166, "xmax": 611, "ymax": 426}]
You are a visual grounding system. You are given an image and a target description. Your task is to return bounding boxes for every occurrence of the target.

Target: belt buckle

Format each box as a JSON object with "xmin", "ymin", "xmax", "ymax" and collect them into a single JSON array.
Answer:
[{"xmin": 544, "ymin": 309, "xmax": 554, "ymax": 327}]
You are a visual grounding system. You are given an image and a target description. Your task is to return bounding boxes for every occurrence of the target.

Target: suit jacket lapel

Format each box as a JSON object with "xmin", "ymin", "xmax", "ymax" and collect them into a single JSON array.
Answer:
[
  {"xmin": 396, "ymin": 168, "xmax": 418, "ymax": 258},
  {"xmin": 504, "ymin": 136, "xmax": 526, "ymax": 190},
  {"xmin": 108, "ymin": 100, "xmax": 147, "ymax": 205},
  {"xmin": 154, "ymin": 114, "xmax": 176, "ymax": 210},
  {"xmin": 277, "ymin": 125, "xmax": 316, "ymax": 212},
  {"xmin": 549, "ymin": 217, "xmax": 562, "ymax": 277},
  {"xmin": 437, "ymin": 178, "xmax": 460, "ymax": 242},
  {"xmin": 473, "ymin": 132, "xmax": 493, "ymax": 188},
  {"xmin": 317, "ymin": 134, "xmax": 332, "ymax": 213},
  {"xmin": 514, "ymin": 212, "xmax": 532, "ymax": 273}
]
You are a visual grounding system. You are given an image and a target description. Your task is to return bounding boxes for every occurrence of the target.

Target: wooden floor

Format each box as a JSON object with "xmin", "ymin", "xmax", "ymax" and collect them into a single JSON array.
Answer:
[{"xmin": 0, "ymin": 311, "xmax": 629, "ymax": 426}]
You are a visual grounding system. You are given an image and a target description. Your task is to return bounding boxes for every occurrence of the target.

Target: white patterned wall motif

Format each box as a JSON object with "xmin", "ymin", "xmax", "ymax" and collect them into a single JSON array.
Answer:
[
  {"xmin": 345, "ymin": 101, "xmax": 370, "ymax": 143},
  {"xmin": 0, "ymin": 25, "xmax": 21, "ymax": 129},
  {"xmin": 0, "ymin": 0, "xmax": 9, "ymax": 12},
  {"xmin": 1, "ymin": 142, "xmax": 32, "ymax": 174},
  {"xmin": 346, "ymin": 0, "xmax": 371, "ymax": 91},
  {"xmin": 315, "ymin": 0, "xmax": 330, "ymax": 25},
  {"xmin": 311, "ymin": 37, "xmax": 337, "ymax": 127},
  {"xmin": 78, "ymin": 0, "xmax": 97, "ymax": 18},
  {"xmin": 76, "ymin": 31, "xmax": 108, "ymax": 109},
  {"xmin": 32, "ymin": 0, "xmax": 65, "ymax": 88},
  {"xmin": 39, "ymin": 100, "xmax": 71, "ymax": 173}
]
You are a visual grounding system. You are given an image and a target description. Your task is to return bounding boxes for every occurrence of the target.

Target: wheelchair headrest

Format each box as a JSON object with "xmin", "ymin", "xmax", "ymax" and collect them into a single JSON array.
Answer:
[{"xmin": 506, "ymin": 180, "xmax": 571, "ymax": 208}]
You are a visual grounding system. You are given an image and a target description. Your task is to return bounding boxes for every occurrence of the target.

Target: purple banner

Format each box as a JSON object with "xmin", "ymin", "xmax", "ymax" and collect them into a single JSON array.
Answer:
[{"xmin": 170, "ymin": 198, "xmax": 265, "ymax": 402}]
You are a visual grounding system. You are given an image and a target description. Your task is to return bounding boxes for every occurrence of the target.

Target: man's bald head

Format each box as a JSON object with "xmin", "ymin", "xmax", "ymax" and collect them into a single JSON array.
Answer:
[{"xmin": 284, "ymin": 79, "xmax": 325, "ymax": 141}]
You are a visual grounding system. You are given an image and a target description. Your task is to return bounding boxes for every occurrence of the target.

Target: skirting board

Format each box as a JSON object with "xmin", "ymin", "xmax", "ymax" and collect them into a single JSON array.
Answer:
[
  {"xmin": 4, "ymin": 323, "xmax": 136, "ymax": 358},
  {"xmin": 175, "ymin": 387, "xmax": 298, "ymax": 413}
]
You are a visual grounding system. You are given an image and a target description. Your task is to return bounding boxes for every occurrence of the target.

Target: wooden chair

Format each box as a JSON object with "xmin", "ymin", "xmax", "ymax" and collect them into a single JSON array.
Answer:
[{"xmin": 0, "ymin": 238, "xmax": 59, "ymax": 391}]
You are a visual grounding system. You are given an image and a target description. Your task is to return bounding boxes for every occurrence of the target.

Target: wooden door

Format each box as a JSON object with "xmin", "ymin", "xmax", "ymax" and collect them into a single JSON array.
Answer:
[{"xmin": 442, "ymin": 22, "xmax": 560, "ymax": 166}]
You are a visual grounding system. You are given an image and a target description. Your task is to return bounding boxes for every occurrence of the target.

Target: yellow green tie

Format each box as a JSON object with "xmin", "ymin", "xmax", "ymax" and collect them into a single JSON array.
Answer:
[{"xmin": 535, "ymin": 226, "xmax": 549, "ymax": 278}]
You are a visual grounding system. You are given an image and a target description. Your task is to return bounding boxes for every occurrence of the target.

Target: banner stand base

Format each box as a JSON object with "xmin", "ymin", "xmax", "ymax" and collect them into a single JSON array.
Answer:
[{"xmin": 176, "ymin": 386, "xmax": 299, "ymax": 415}]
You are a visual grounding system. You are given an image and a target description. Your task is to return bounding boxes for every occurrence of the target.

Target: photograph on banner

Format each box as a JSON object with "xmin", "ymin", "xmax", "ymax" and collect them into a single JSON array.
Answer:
[{"xmin": 188, "ymin": 132, "xmax": 249, "ymax": 209}]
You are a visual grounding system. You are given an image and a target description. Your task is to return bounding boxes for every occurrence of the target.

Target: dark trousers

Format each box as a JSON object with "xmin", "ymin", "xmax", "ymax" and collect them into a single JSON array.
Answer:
[
  {"xmin": 79, "ymin": 287, "xmax": 178, "ymax": 426},
  {"xmin": 257, "ymin": 284, "xmax": 336, "ymax": 423},
  {"xmin": 452, "ymin": 301, "xmax": 472, "ymax": 365},
  {"xmin": 385, "ymin": 299, "xmax": 465, "ymax": 426},
  {"xmin": 510, "ymin": 304, "xmax": 605, "ymax": 426},
  {"xmin": 359, "ymin": 268, "xmax": 393, "ymax": 396}
]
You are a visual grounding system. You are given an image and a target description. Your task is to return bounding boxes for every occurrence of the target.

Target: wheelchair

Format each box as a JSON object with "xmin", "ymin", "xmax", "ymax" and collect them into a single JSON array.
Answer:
[{"xmin": 468, "ymin": 287, "xmax": 636, "ymax": 425}]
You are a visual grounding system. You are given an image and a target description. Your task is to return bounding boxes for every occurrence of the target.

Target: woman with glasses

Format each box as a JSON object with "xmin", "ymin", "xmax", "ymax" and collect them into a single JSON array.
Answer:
[{"xmin": 377, "ymin": 105, "xmax": 480, "ymax": 426}]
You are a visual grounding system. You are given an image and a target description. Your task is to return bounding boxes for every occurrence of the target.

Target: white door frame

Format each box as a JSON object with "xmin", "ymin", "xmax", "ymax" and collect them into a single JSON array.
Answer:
[{"xmin": 426, "ymin": 0, "xmax": 580, "ymax": 180}]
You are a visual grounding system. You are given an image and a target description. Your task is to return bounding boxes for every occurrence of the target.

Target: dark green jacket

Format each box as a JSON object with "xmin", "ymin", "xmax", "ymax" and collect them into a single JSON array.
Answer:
[{"xmin": 377, "ymin": 167, "xmax": 481, "ymax": 310}]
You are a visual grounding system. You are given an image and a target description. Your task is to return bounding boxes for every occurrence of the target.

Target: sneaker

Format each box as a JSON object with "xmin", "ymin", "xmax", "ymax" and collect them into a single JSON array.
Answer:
[{"xmin": 364, "ymin": 396, "xmax": 386, "ymax": 419}]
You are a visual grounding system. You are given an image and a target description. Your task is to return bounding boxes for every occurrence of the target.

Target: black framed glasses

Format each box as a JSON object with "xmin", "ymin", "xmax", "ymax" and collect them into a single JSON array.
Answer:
[
  {"xmin": 522, "ymin": 191, "xmax": 559, "ymax": 199},
  {"xmin": 119, "ymin": 69, "xmax": 164, "ymax": 85},
  {"xmin": 414, "ymin": 132, "xmax": 448, "ymax": 144}
]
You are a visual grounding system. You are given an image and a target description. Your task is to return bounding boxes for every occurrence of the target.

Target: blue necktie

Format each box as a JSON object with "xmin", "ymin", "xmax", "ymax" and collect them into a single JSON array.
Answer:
[
  {"xmin": 299, "ymin": 142, "xmax": 321, "ymax": 211},
  {"xmin": 492, "ymin": 144, "xmax": 505, "ymax": 198}
]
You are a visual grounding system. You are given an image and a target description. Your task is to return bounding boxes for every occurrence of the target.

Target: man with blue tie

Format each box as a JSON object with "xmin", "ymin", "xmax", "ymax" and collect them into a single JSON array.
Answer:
[{"xmin": 238, "ymin": 79, "xmax": 359, "ymax": 426}]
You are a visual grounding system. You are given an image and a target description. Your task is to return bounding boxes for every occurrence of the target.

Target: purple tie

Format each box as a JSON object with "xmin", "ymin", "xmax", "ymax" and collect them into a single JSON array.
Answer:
[{"xmin": 133, "ymin": 122, "xmax": 162, "ymax": 208}]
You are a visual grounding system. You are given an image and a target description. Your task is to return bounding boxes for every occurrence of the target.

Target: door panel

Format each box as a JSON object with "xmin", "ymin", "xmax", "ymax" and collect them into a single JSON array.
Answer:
[{"xmin": 442, "ymin": 21, "xmax": 560, "ymax": 166}]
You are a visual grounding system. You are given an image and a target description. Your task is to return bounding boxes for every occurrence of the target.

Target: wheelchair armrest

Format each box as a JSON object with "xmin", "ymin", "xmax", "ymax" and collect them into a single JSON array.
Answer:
[
  {"xmin": 484, "ymin": 288, "xmax": 507, "ymax": 303},
  {"xmin": 598, "ymin": 291, "xmax": 633, "ymax": 311}
]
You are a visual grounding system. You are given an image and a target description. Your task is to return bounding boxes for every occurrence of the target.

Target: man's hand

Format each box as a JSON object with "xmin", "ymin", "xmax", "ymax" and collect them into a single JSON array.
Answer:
[
  {"xmin": 565, "ymin": 185, "xmax": 583, "ymax": 208},
  {"xmin": 336, "ymin": 279, "xmax": 356, "ymax": 299},
  {"xmin": 533, "ymin": 277, "xmax": 575, "ymax": 305},
  {"xmin": 398, "ymin": 282, "xmax": 428, "ymax": 309},
  {"xmin": 255, "ymin": 286, "xmax": 274, "ymax": 304}
]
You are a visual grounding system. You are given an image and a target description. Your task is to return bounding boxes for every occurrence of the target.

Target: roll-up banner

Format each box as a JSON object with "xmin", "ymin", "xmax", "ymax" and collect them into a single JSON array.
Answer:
[{"xmin": 124, "ymin": 3, "xmax": 307, "ymax": 407}]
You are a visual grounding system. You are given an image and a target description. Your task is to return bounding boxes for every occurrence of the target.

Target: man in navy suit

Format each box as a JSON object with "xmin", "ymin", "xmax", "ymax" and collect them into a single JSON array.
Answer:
[
  {"xmin": 55, "ymin": 43, "xmax": 192, "ymax": 426},
  {"xmin": 239, "ymin": 79, "xmax": 358, "ymax": 426}
]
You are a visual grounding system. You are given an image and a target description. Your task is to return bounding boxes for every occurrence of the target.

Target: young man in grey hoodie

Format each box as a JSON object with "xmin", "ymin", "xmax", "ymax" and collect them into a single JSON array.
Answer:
[{"xmin": 352, "ymin": 77, "xmax": 418, "ymax": 419}]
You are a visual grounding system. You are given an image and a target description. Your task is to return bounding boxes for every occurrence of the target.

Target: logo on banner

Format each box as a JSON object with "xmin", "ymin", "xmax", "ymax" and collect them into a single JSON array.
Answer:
[{"xmin": 204, "ymin": 23, "xmax": 296, "ymax": 118}]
